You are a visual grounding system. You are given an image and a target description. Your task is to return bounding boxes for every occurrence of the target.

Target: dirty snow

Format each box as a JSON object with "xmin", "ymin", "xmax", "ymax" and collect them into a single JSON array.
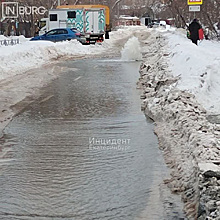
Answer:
[{"xmin": 138, "ymin": 27, "xmax": 220, "ymax": 219}]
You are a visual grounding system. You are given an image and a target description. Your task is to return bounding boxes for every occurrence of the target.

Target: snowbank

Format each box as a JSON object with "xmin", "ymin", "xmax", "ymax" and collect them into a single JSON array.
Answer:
[
  {"xmin": 0, "ymin": 39, "xmax": 102, "ymax": 81},
  {"xmin": 0, "ymin": 35, "xmax": 27, "ymax": 42},
  {"xmin": 0, "ymin": 35, "xmax": 7, "ymax": 40},
  {"xmin": 164, "ymin": 29, "xmax": 220, "ymax": 114},
  {"xmin": 138, "ymin": 29, "xmax": 220, "ymax": 220}
]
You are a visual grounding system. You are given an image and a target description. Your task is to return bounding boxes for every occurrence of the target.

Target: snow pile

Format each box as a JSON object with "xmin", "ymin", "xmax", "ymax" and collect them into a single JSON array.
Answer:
[
  {"xmin": 164, "ymin": 30, "xmax": 220, "ymax": 114},
  {"xmin": 0, "ymin": 35, "xmax": 27, "ymax": 42},
  {"xmin": 15, "ymin": 35, "xmax": 29, "ymax": 43},
  {"xmin": 121, "ymin": 36, "xmax": 142, "ymax": 61},
  {"xmin": 0, "ymin": 39, "xmax": 105, "ymax": 80},
  {"xmin": 138, "ymin": 30, "xmax": 220, "ymax": 220},
  {"xmin": 0, "ymin": 35, "xmax": 7, "ymax": 40}
]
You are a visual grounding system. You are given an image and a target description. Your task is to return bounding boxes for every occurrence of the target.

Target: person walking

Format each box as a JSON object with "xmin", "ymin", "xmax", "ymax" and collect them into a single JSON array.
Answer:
[{"xmin": 189, "ymin": 18, "xmax": 202, "ymax": 45}]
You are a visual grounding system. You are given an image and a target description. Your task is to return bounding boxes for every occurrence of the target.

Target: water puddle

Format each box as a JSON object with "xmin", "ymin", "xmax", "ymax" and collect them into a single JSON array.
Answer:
[{"xmin": 0, "ymin": 58, "xmax": 185, "ymax": 220}]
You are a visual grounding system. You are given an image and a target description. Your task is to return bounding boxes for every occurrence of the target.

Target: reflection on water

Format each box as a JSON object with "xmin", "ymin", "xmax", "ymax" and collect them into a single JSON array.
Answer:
[{"xmin": 0, "ymin": 59, "xmax": 185, "ymax": 220}]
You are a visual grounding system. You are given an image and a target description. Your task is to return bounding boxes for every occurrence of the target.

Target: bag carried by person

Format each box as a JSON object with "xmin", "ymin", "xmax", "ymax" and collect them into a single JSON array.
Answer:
[{"xmin": 199, "ymin": 28, "xmax": 204, "ymax": 40}]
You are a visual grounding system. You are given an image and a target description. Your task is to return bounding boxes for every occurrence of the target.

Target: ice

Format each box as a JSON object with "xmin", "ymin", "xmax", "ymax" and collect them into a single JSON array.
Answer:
[{"xmin": 198, "ymin": 163, "xmax": 220, "ymax": 173}]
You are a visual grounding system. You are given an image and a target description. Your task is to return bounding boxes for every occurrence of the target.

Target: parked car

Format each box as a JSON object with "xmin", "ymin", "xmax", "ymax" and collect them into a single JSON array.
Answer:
[
  {"xmin": 30, "ymin": 28, "xmax": 81, "ymax": 42},
  {"xmin": 147, "ymin": 20, "xmax": 166, "ymax": 28},
  {"xmin": 147, "ymin": 22, "xmax": 160, "ymax": 28}
]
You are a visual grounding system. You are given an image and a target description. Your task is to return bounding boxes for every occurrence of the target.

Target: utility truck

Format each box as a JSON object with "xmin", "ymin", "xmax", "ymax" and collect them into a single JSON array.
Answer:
[{"xmin": 39, "ymin": 5, "xmax": 110, "ymax": 44}]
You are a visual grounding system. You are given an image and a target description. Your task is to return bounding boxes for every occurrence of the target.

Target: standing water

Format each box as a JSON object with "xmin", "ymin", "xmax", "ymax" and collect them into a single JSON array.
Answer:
[{"xmin": 0, "ymin": 39, "xmax": 185, "ymax": 220}]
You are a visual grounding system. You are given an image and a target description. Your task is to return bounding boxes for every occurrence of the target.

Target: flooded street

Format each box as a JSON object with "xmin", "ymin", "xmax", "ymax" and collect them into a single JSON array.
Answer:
[{"xmin": 0, "ymin": 58, "xmax": 185, "ymax": 220}]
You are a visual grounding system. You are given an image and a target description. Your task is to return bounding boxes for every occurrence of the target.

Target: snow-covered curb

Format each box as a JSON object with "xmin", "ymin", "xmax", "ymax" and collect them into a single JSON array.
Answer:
[{"xmin": 138, "ymin": 32, "xmax": 220, "ymax": 219}]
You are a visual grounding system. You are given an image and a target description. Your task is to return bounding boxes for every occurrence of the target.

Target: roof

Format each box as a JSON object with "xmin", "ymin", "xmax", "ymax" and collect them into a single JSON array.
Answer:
[
  {"xmin": 119, "ymin": 15, "xmax": 140, "ymax": 21},
  {"xmin": 57, "ymin": 5, "xmax": 109, "ymax": 10},
  {"xmin": 57, "ymin": 5, "xmax": 110, "ymax": 25}
]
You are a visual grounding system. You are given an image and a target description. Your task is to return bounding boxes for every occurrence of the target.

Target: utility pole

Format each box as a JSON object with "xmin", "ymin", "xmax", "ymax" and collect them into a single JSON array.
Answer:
[{"xmin": 118, "ymin": 2, "xmax": 120, "ymax": 18}]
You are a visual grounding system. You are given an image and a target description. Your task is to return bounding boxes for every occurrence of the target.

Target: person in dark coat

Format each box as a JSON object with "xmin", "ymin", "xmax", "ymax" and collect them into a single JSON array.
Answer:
[{"xmin": 189, "ymin": 19, "xmax": 202, "ymax": 45}]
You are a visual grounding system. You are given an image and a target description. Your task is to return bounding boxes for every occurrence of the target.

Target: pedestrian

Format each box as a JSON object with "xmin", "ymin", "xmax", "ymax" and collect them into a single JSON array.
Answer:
[{"xmin": 189, "ymin": 18, "xmax": 202, "ymax": 45}]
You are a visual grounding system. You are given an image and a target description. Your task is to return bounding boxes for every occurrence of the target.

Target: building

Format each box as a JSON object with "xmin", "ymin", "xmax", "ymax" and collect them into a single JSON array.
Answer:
[
  {"xmin": 115, "ymin": 15, "xmax": 141, "ymax": 26},
  {"xmin": 140, "ymin": 13, "xmax": 152, "ymax": 26}
]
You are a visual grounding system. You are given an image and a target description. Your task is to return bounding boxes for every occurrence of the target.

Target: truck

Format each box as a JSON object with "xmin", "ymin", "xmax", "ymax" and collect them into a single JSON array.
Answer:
[{"xmin": 39, "ymin": 5, "xmax": 111, "ymax": 44}]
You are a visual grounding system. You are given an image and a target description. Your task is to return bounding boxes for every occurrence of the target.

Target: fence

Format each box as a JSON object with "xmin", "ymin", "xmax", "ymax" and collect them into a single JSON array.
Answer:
[{"xmin": 0, "ymin": 39, "xmax": 20, "ymax": 46}]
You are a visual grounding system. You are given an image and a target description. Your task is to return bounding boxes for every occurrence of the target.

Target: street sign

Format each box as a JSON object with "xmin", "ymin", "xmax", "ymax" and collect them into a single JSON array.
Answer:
[
  {"xmin": 189, "ymin": 6, "xmax": 201, "ymax": 11},
  {"xmin": 188, "ymin": 0, "xmax": 203, "ymax": 5}
]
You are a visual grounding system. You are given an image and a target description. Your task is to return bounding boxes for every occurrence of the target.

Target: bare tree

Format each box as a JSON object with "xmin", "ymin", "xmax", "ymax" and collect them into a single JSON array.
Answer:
[{"xmin": 2, "ymin": 0, "xmax": 219, "ymax": 37}]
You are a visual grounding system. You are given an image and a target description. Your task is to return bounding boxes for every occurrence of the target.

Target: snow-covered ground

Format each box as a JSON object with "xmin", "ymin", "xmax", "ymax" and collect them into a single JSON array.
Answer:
[
  {"xmin": 0, "ymin": 38, "xmax": 98, "ymax": 80},
  {"xmin": 163, "ymin": 29, "xmax": 220, "ymax": 114}
]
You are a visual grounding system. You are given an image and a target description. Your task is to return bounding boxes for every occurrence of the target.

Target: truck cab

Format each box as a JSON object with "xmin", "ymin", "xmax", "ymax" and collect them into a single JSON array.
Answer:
[{"xmin": 38, "ymin": 18, "xmax": 49, "ymax": 36}]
